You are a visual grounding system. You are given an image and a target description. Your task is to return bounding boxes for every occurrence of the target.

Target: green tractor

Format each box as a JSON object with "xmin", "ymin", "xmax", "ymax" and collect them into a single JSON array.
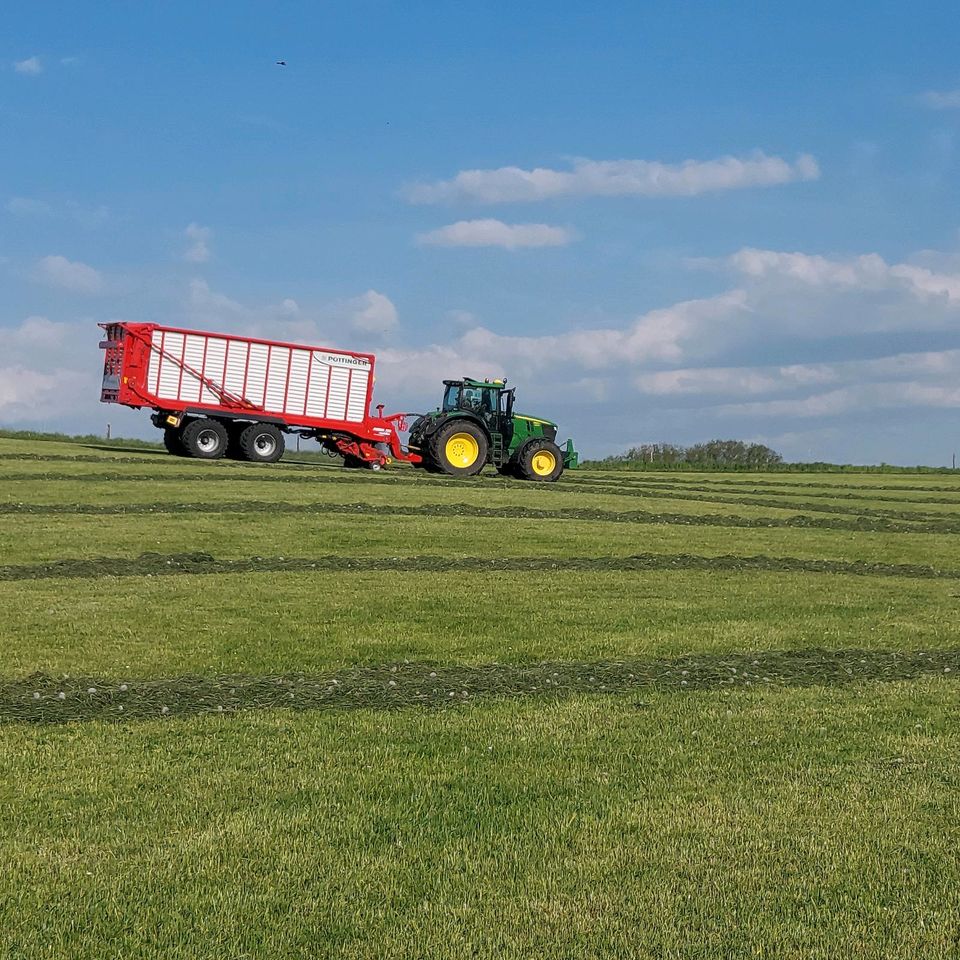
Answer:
[{"xmin": 408, "ymin": 377, "xmax": 579, "ymax": 481}]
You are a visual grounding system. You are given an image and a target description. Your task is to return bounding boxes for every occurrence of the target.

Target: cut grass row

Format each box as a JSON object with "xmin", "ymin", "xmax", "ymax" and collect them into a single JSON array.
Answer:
[
  {"xmin": 9, "ymin": 466, "xmax": 960, "ymax": 516},
  {"xmin": 3, "ymin": 495, "xmax": 959, "ymax": 535},
  {"xmin": 7, "ymin": 510, "xmax": 960, "ymax": 570},
  {"xmin": 4, "ymin": 648, "xmax": 958, "ymax": 725},
  {"xmin": 2, "ymin": 549, "xmax": 958, "ymax": 583}
]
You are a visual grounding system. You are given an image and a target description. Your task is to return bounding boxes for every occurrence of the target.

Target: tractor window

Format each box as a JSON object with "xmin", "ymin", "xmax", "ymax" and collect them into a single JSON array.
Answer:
[
  {"xmin": 459, "ymin": 387, "xmax": 484, "ymax": 412},
  {"xmin": 442, "ymin": 384, "xmax": 461, "ymax": 412}
]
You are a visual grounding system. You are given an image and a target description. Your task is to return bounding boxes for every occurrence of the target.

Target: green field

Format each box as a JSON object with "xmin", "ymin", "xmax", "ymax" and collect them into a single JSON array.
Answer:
[{"xmin": 1, "ymin": 438, "xmax": 959, "ymax": 959}]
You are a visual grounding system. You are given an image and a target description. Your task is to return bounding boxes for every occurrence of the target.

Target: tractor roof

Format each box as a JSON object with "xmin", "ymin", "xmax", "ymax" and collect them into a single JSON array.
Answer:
[{"xmin": 443, "ymin": 377, "xmax": 510, "ymax": 389}]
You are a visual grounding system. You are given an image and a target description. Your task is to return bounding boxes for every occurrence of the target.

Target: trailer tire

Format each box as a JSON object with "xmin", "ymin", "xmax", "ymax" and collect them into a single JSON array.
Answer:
[
  {"xmin": 238, "ymin": 423, "xmax": 285, "ymax": 463},
  {"xmin": 181, "ymin": 419, "xmax": 228, "ymax": 459},
  {"xmin": 163, "ymin": 427, "xmax": 186, "ymax": 456},
  {"xmin": 431, "ymin": 421, "xmax": 488, "ymax": 477},
  {"xmin": 517, "ymin": 439, "xmax": 564, "ymax": 482},
  {"xmin": 225, "ymin": 422, "xmax": 248, "ymax": 460}
]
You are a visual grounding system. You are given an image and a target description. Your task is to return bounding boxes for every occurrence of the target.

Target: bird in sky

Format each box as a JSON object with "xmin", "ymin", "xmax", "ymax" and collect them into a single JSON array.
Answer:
[{"xmin": 276, "ymin": 60, "xmax": 286, "ymax": 66}]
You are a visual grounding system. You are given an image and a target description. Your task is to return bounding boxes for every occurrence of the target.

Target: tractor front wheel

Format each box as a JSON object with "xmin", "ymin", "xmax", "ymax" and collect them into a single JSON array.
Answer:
[
  {"xmin": 517, "ymin": 439, "xmax": 564, "ymax": 482},
  {"xmin": 432, "ymin": 421, "xmax": 488, "ymax": 477}
]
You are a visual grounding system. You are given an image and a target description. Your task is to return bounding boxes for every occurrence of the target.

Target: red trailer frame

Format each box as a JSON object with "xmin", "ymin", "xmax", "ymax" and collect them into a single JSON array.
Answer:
[{"xmin": 99, "ymin": 321, "xmax": 421, "ymax": 466}]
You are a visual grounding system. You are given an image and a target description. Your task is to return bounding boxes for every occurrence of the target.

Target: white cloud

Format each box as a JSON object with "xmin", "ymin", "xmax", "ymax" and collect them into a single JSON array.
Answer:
[
  {"xmin": 406, "ymin": 152, "xmax": 819, "ymax": 204},
  {"xmin": 188, "ymin": 278, "xmax": 244, "ymax": 315},
  {"xmin": 0, "ymin": 316, "xmax": 99, "ymax": 424},
  {"xmin": 33, "ymin": 255, "xmax": 103, "ymax": 294},
  {"xmin": 635, "ymin": 349, "xmax": 960, "ymax": 401},
  {"xmin": 920, "ymin": 88, "xmax": 960, "ymax": 110},
  {"xmin": 0, "ymin": 315, "xmax": 68, "ymax": 349},
  {"xmin": 418, "ymin": 219, "xmax": 575, "ymax": 249},
  {"xmin": 13, "ymin": 56, "xmax": 42, "ymax": 75},
  {"xmin": 721, "ymin": 247, "xmax": 960, "ymax": 304},
  {"xmin": 350, "ymin": 290, "xmax": 398, "ymax": 334},
  {"xmin": 0, "ymin": 366, "xmax": 89, "ymax": 421},
  {"xmin": 183, "ymin": 223, "xmax": 212, "ymax": 263},
  {"xmin": 715, "ymin": 381, "xmax": 960, "ymax": 420},
  {"xmin": 373, "ymin": 291, "xmax": 748, "ymax": 405}
]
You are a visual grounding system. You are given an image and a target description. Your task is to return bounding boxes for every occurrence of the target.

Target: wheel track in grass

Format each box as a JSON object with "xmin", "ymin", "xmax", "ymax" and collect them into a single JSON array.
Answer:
[
  {"xmin": 2, "ymin": 499, "xmax": 960, "ymax": 534},
  {"xmin": 1, "ymin": 550, "xmax": 958, "ymax": 582},
  {"xmin": 3, "ymin": 648, "xmax": 958, "ymax": 725}
]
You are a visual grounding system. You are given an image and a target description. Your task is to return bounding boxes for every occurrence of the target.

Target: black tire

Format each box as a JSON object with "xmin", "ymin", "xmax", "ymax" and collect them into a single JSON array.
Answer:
[
  {"xmin": 407, "ymin": 417, "xmax": 430, "ymax": 469},
  {"xmin": 431, "ymin": 420, "xmax": 488, "ymax": 477},
  {"xmin": 225, "ymin": 422, "xmax": 248, "ymax": 460},
  {"xmin": 239, "ymin": 423, "xmax": 285, "ymax": 463},
  {"xmin": 180, "ymin": 418, "xmax": 228, "ymax": 460},
  {"xmin": 517, "ymin": 439, "xmax": 564, "ymax": 482},
  {"xmin": 162, "ymin": 427, "xmax": 185, "ymax": 456}
]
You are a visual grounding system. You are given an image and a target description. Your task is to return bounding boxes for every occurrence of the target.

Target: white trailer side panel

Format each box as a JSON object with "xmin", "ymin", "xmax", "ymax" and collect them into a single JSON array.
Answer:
[{"xmin": 146, "ymin": 327, "xmax": 371, "ymax": 425}]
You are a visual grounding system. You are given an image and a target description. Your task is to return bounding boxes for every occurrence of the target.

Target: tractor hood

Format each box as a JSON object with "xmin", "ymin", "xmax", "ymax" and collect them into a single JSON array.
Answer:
[{"xmin": 513, "ymin": 412, "xmax": 558, "ymax": 429}]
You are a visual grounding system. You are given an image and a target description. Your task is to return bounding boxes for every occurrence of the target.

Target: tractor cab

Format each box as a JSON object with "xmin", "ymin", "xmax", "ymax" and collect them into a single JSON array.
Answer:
[
  {"xmin": 408, "ymin": 376, "xmax": 578, "ymax": 481},
  {"xmin": 441, "ymin": 378, "xmax": 513, "ymax": 430}
]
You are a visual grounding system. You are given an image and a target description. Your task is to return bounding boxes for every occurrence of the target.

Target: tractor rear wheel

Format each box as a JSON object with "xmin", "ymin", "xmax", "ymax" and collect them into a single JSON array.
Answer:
[
  {"xmin": 180, "ymin": 418, "xmax": 228, "ymax": 460},
  {"xmin": 432, "ymin": 421, "xmax": 488, "ymax": 477},
  {"xmin": 163, "ymin": 427, "xmax": 185, "ymax": 456},
  {"xmin": 517, "ymin": 439, "xmax": 564, "ymax": 482},
  {"xmin": 238, "ymin": 423, "xmax": 285, "ymax": 463}
]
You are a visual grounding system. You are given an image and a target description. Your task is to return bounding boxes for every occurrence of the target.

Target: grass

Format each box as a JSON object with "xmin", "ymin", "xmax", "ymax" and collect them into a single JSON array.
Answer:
[{"xmin": 1, "ymin": 437, "xmax": 959, "ymax": 958}]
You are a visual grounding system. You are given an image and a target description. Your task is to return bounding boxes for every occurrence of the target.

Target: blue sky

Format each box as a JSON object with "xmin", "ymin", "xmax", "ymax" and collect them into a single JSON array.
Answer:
[{"xmin": 3, "ymin": 0, "xmax": 960, "ymax": 462}]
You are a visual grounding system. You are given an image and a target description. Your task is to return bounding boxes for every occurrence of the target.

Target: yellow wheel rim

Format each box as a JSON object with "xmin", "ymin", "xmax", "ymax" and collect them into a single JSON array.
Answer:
[
  {"xmin": 531, "ymin": 450, "xmax": 557, "ymax": 477},
  {"xmin": 445, "ymin": 432, "xmax": 480, "ymax": 468}
]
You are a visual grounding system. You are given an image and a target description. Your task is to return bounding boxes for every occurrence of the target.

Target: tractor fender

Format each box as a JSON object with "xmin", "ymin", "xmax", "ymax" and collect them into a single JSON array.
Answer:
[
  {"xmin": 510, "ymin": 436, "xmax": 541, "ymax": 461},
  {"xmin": 421, "ymin": 411, "xmax": 490, "ymax": 441}
]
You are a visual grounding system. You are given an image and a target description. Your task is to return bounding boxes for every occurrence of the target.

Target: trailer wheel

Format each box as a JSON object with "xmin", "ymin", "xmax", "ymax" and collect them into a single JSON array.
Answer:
[
  {"xmin": 162, "ymin": 427, "xmax": 185, "ymax": 456},
  {"xmin": 181, "ymin": 418, "xmax": 229, "ymax": 459},
  {"xmin": 517, "ymin": 439, "xmax": 564, "ymax": 482},
  {"xmin": 432, "ymin": 421, "xmax": 488, "ymax": 477},
  {"xmin": 239, "ymin": 423, "xmax": 285, "ymax": 463},
  {"xmin": 225, "ymin": 422, "xmax": 248, "ymax": 460}
]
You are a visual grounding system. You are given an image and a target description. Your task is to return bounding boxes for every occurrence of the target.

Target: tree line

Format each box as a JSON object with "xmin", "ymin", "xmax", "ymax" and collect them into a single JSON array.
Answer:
[{"xmin": 597, "ymin": 439, "xmax": 784, "ymax": 469}]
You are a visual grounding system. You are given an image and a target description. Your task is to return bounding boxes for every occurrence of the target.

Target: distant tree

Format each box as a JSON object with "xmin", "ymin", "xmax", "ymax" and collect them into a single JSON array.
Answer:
[
  {"xmin": 599, "ymin": 439, "xmax": 783, "ymax": 469},
  {"xmin": 614, "ymin": 442, "xmax": 685, "ymax": 465},
  {"xmin": 686, "ymin": 439, "xmax": 782, "ymax": 467}
]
